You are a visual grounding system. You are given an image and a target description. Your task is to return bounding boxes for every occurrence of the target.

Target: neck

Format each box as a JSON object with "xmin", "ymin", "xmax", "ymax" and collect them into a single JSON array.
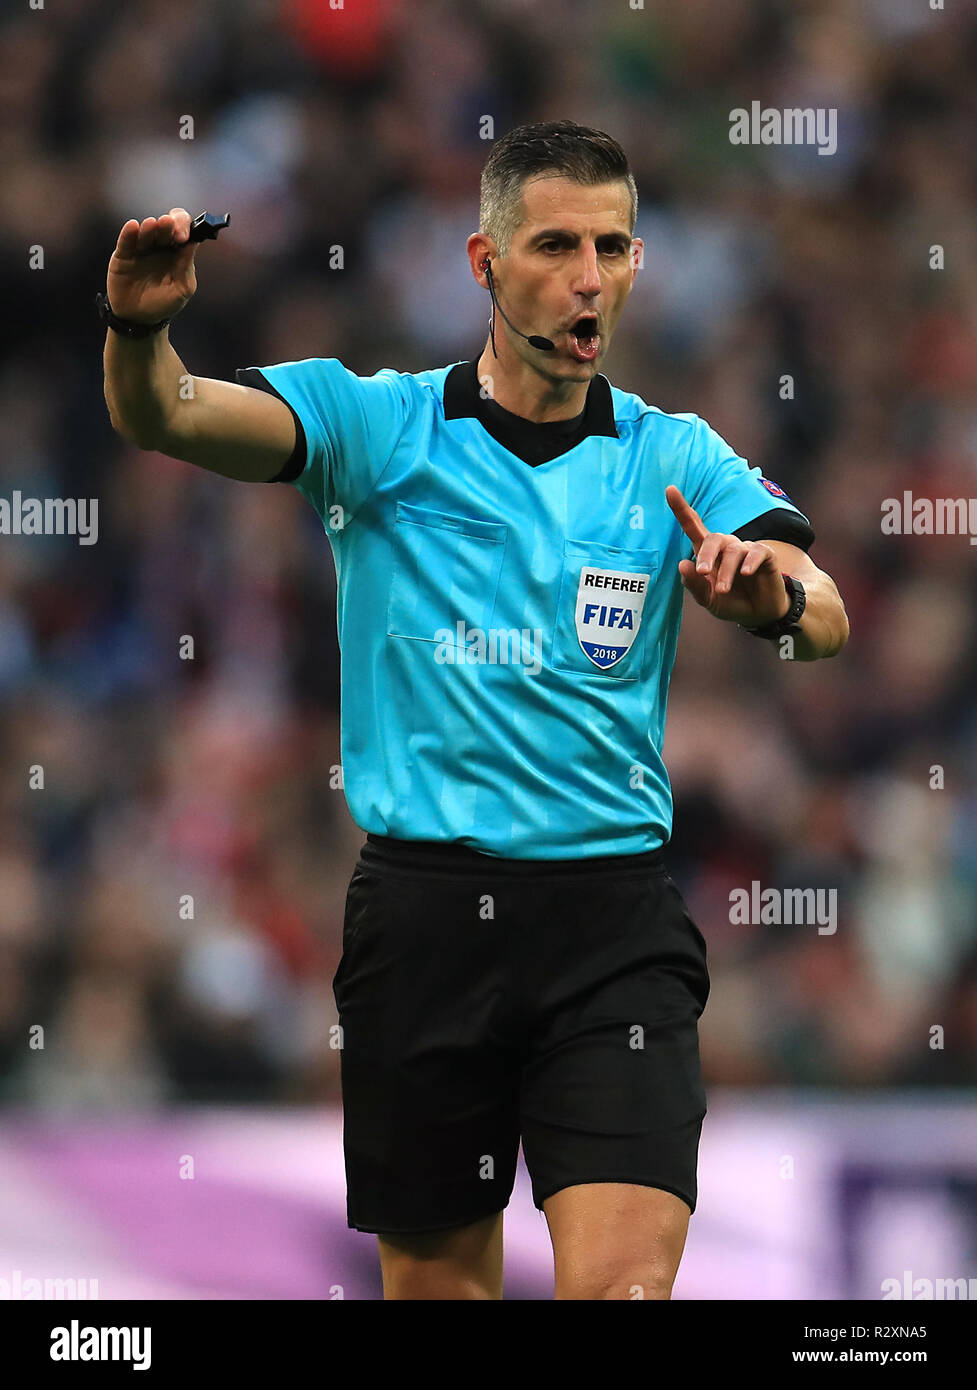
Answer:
[{"xmin": 475, "ymin": 337, "xmax": 590, "ymax": 422}]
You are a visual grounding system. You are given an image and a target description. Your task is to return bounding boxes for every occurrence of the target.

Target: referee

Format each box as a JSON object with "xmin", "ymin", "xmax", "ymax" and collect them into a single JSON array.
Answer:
[{"xmin": 102, "ymin": 120, "xmax": 850, "ymax": 1300}]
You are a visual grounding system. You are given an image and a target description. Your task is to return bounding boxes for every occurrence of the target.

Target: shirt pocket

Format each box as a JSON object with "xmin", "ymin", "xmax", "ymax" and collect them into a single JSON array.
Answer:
[
  {"xmin": 550, "ymin": 537, "xmax": 661, "ymax": 681},
  {"xmin": 386, "ymin": 500, "xmax": 508, "ymax": 644}
]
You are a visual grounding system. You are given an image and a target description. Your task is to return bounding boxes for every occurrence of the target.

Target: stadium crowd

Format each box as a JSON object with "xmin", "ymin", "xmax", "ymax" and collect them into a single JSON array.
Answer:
[{"xmin": 1, "ymin": 0, "xmax": 975, "ymax": 1107}]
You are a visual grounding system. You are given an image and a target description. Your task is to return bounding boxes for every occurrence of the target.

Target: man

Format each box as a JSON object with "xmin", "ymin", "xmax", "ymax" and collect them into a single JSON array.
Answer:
[{"xmin": 102, "ymin": 119, "xmax": 849, "ymax": 1300}]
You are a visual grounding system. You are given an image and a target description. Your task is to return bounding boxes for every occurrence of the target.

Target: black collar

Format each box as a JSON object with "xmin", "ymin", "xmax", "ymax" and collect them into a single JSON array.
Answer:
[{"xmin": 442, "ymin": 360, "xmax": 618, "ymax": 467}]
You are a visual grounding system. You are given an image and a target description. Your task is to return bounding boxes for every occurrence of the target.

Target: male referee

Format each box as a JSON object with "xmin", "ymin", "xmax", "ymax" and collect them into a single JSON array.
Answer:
[{"xmin": 102, "ymin": 120, "xmax": 849, "ymax": 1300}]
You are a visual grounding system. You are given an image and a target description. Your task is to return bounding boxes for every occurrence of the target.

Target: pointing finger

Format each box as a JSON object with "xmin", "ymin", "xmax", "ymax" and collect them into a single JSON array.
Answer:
[{"xmin": 665, "ymin": 484, "xmax": 707, "ymax": 551}]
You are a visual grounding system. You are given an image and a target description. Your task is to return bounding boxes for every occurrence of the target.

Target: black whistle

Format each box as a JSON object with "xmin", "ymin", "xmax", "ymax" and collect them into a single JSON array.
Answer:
[{"xmin": 188, "ymin": 211, "xmax": 231, "ymax": 242}]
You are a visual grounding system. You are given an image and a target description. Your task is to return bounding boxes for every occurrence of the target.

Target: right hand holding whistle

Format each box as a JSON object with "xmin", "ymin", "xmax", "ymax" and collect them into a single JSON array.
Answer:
[{"xmin": 106, "ymin": 207, "xmax": 215, "ymax": 326}]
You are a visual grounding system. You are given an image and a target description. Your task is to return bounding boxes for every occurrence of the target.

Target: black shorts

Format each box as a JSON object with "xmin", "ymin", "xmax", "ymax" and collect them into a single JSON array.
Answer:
[{"xmin": 332, "ymin": 834, "xmax": 710, "ymax": 1235}]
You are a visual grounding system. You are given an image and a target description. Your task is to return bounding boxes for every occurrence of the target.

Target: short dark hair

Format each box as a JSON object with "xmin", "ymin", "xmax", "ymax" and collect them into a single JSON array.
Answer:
[{"xmin": 479, "ymin": 120, "xmax": 637, "ymax": 256}]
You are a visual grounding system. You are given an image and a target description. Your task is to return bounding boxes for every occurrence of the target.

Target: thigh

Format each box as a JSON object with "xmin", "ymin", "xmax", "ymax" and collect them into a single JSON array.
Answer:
[
  {"xmin": 543, "ymin": 1182, "xmax": 691, "ymax": 1300},
  {"xmin": 377, "ymin": 1211, "xmax": 504, "ymax": 1300},
  {"xmin": 519, "ymin": 870, "xmax": 709, "ymax": 1221},
  {"xmin": 334, "ymin": 864, "xmax": 522, "ymax": 1234}
]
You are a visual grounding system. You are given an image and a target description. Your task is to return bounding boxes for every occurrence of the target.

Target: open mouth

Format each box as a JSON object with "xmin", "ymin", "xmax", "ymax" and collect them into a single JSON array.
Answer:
[{"xmin": 567, "ymin": 315, "xmax": 600, "ymax": 362}]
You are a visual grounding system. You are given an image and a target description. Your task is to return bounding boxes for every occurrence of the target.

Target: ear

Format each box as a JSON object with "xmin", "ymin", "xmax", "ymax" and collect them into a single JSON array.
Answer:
[
  {"xmin": 630, "ymin": 237, "xmax": 644, "ymax": 278},
  {"xmin": 467, "ymin": 232, "xmax": 497, "ymax": 287}
]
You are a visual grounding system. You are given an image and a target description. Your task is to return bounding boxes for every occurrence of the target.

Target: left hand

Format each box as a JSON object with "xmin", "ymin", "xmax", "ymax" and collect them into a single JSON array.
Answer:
[{"xmin": 666, "ymin": 485, "xmax": 791, "ymax": 626}]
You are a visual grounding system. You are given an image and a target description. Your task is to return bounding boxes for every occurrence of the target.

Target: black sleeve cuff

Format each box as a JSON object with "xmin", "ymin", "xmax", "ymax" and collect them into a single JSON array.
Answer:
[
  {"xmin": 234, "ymin": 367, "xmax": 307, "ymax": 483},
  {"xmin": 732, "ymin": 506, "xmax": 815, "ymax": 551}
]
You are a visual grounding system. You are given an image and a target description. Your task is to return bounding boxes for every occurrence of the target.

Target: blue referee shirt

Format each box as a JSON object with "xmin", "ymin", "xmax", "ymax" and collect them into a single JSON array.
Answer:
[{"xmin": 235, "ymin": 357, "xmax": 815, "ymax": 859}]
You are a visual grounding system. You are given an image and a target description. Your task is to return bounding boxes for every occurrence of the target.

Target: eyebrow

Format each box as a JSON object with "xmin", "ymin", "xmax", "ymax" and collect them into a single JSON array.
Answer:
[{"xmin": 529, "ymin": 228, "xmax": 632, "ymax": 249}]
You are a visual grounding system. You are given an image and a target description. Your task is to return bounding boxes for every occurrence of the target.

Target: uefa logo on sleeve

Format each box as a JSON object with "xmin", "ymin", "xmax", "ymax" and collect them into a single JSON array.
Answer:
[{"xmin": 759, "ymin": 476, "xmax": 791, "ymax": 502}]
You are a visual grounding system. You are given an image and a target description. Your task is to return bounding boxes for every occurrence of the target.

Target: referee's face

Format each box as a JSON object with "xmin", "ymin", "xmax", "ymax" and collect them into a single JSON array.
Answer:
[{"xmin": 492, "ymin": 176, "xmax": 642, "ymax": 383}]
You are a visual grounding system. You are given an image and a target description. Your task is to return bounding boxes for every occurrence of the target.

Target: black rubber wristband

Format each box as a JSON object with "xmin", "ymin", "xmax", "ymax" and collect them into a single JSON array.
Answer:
[
  {"xmin": 96, "ymin": 291, "xmax": 171, "ymax": 339},
  {"xmin": 740, "ymin": 573, "xmax": 807, "ymax": 639}
]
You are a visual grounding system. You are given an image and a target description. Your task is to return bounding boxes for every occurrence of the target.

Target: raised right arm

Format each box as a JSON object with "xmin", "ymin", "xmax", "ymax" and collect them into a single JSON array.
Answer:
[{"xmin": 102, "ymin": 208, "xmax": 297, "ymax": 483}]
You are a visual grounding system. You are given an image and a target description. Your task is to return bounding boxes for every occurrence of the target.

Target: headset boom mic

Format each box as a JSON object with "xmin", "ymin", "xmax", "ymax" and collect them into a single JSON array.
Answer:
[{"xmin": 483, "ymin": 261, "xmax": 555, "ymax": 352}]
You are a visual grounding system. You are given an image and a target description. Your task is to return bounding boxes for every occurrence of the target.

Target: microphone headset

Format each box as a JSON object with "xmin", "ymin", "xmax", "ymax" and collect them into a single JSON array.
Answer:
[{"xmin": 480, "ymin": 258, "xmax": 555, "ymax": 356}]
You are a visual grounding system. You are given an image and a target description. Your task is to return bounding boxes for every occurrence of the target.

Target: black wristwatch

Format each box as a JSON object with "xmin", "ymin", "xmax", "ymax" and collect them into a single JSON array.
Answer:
[
  {"xmin": 741, "ymin": 573, "xmax": 806, "ymax": 639},
  {"xmin": 95, "ymin": 291, "xmax": 171, "ymax": 339}
]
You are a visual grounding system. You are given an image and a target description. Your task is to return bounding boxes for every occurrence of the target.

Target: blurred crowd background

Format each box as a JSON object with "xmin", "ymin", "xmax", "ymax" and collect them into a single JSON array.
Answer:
[{"xmin": 1, "ymin": 0, "xmax": 976, "ymax": 1111}]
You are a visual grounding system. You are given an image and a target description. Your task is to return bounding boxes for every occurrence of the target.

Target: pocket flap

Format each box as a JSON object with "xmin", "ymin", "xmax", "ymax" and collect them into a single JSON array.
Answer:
[{"xmin": 395, "ymin": 501, "xmax": 507, "ymax": 544}]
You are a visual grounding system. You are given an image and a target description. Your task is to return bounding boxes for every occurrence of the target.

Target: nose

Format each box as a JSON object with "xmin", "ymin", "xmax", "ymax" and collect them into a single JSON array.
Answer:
[{"xmin": 570, "ymin": 242, "xmax": 602, "ymax": 298}]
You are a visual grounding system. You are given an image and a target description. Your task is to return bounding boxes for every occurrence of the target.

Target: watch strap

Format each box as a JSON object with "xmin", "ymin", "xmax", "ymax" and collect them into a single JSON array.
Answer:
[
  {"xmin": 740, "ymin": 573, "xmax": 806, "ymax": 639},
  {"xmin": 96, "ymin": 291, "xmax": 171, "ymax": 339}
]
